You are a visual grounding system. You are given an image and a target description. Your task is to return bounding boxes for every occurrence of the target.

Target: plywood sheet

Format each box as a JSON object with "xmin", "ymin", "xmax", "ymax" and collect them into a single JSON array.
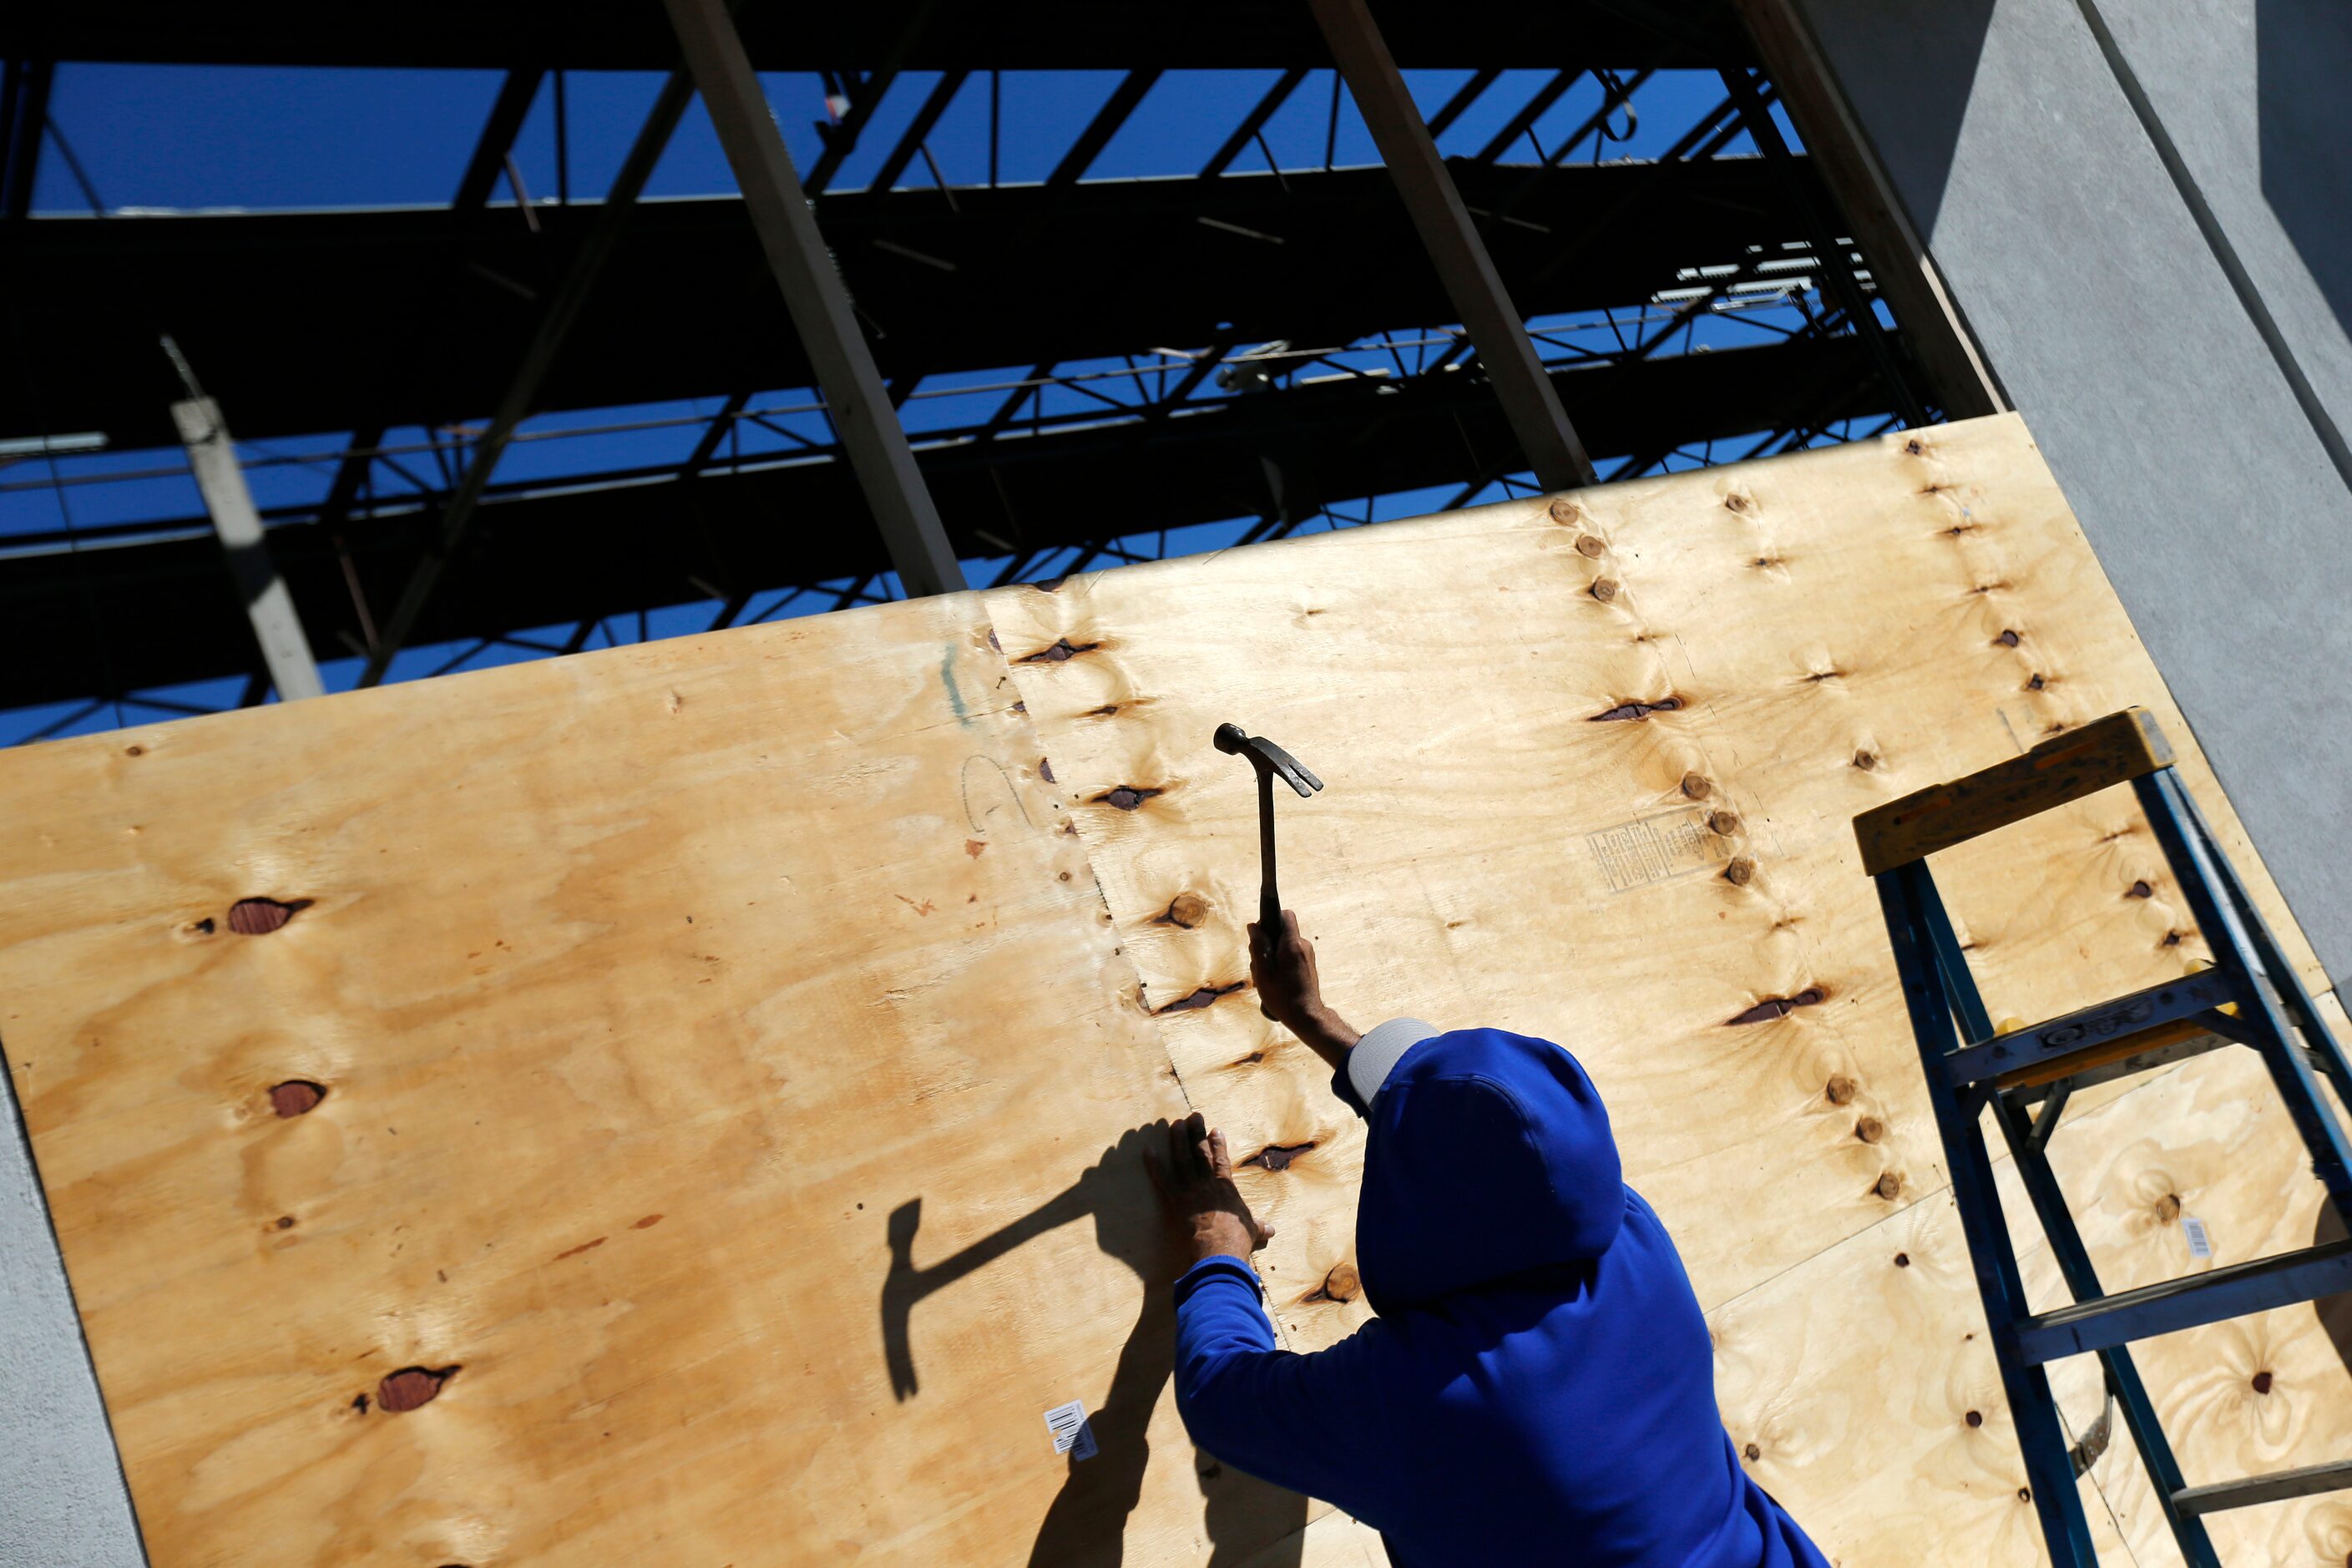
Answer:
[
  {"xmin": 1708, "ymin": 1187, "xmax": 2141, "ymax": 1564},
  {"xmin": 2, "ymin": 412, "xmax": 2334, "ymax": 1565},
  {"xmin": 989, "ymin": 414, "xmax": 2313, "ymax": 1348},
  {"xmin": 0, "ymin": 600, "xmax": 1303, "ymax": 1565}
]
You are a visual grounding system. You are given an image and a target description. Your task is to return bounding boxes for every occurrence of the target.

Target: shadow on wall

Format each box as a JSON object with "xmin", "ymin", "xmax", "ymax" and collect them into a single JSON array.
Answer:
[
  {"xmin": 2258, "ymin": 0, "xmax": 2352, "ymax": 343},
  {"xmin": 880, "ymin": 1124, "xmax": 1311, "ymax": 1566},
  {"xmin": 1784, "ymin": 0, "xmax": 2000, "ymax": 242}
]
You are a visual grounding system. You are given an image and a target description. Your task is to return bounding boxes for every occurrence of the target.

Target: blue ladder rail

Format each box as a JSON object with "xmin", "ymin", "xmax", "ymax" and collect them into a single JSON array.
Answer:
[{"xmin": 1859, "ymin": 709, "xmax": 2352, "ymax": 1567}]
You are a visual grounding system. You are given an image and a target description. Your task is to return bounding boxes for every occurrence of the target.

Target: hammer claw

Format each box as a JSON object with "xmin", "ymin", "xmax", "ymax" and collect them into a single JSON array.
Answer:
[{"xmin": 1253, "ymin": 738, "xmax": 1323, "ymax": 797}]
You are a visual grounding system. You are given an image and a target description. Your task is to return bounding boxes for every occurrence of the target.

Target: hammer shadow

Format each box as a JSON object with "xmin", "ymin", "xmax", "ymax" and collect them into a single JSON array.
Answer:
[{"xmin": 882, "ymin": 1124, "xmax": 1308, "ymax": 1566}]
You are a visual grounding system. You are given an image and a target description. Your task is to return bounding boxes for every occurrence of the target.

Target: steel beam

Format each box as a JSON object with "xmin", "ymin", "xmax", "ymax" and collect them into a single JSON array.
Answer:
[
  {"xmin": 454, "ymin": 69, "xmax": 547, "ymax": 210},
  {"xmin": 357, "ymin": 72, "xmax": 695, "ymax": 686},
  {"xmin": 1717, "ymin": 63, "xmax": 1928, "ymax": 427},
  {"xmin": 2, "ymin": 56, "xmax": 52, "ymax": 219},
  {"xmin": 1048, "ymin": 69, "xmax": 1161, "ymax": 187},
  {"xmin": 170, "ymin": 396, "xmax": 325, "ymax": 701},
  {"xmin": 1730, "ymin": 0, "xmax": 2003, "ymax": 417},
  {"xmin": 1200, "ymin": 67, "xmax": 1308, "ymax": 178},
  {"xmin": 868, "ymin": 69, "xmax": 968, "ymax": 195},
  {"xmin": 665, "ymin": 0, "xmax": 964, "ymax": 595},
  {"xmin": 1308, "ymin": 0, "xmax": 1596, "ymax": 490}
]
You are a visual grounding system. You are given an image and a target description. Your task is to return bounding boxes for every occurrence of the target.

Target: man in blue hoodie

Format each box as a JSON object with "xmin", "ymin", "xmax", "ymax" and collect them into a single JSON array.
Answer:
[{"xmin": 1149, "ymin": 912, "xmax": 1834, "ymax": 1567}]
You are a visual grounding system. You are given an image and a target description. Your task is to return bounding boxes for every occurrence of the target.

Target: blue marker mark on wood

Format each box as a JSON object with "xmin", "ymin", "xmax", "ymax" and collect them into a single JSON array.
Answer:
[{"xmin": 940, "ymin": 645, "xmax": 971, "ymax": 726}]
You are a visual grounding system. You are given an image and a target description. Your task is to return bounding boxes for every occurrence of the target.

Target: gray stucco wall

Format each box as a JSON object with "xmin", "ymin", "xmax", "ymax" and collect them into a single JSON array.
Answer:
[
  {"xmin": 0, "ymin": 1073, "xmax": 144, "ymax": 1565},
  {"xmin": 1792, "ymin": 0, "xmax": 2352, "ymax": 986}
]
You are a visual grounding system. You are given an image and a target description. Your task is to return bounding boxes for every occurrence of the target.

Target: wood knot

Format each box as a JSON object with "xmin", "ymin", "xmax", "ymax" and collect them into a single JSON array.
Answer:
[
  {"xmin": 1824, "ymin": 1075, "xmax": 1858, "ymax": 1105},
  {"xmin": 1722, "ymin": 856, "xmax": 1756, "ymax": 886},
  {"xmin": 229, "ymin": 897, "xmax": 313, "ymax": 935},
  {"xmin": 1874, "ymin": 1171, "xmax": 1902, "ymax": 1201},
  {"xmin": 1707, "ymin": 810, "xmax": 1740, "ymax": 836},
  {"xmin": 270, "ymin": 1080, "xmax": 326, "ymax": 1118},
  {"xmin": 1154, "ymin": 892, "xmax": 1211, "ymax": 928},
  {"xmin": 1590, "ymin": 577, "xmax": 1620, "ymax": 602},
  {"xmin": 1854, "ymin": 1116, "xmax": 1884, "ymax": 1144},
  {"xmin": 1304, "ymin": 1262, "xmax": 1360, "ymax": 1303},
  {"xmin": 1995, "ymin": 629, "xmax": 2021, "ymax": 647},
  {"xmin": 1019, "ymin": 637, "xmax": 1100, "ymax": 664},
  {"xmin": 1152, "ymin": 981, "xmax": 1245, "ymax": 1015},
  {"xmin": 1724, "ymin": 493, "xmax": 1753, "ymax": 513},
  {"xmin": 1894, "ymin": 1252, "xmax": 1910, "ymax": 1267},
  {"xmin": 1743, "ymin": 1441, "xmax": 1762, "ymax": 1460},
  {"xmin": 2252, "ymin": 1370, "xmax": 2274, "ymax": 1394},
  {"xmin": 1851, "ymin": 750, "xmax": 1878, "ymax": 771},
  {"xmin": 1680, "ymin": 772, "xmax": 1711, "ymax": 800},
  {"xmin": 1574, "ymin": 534, "xmax": 1606, "ymax": 558},
  {"xmin": 2127, "ymin": 880, "xmax": 2153, "ymax": 899},
  {"xmin": 1242, "ymin": 1141, "xmax": 1317, "ymax": 1172},
  {"xmin": 2154, "ymin": 1192, "xmax": 2181, "ymax": 1222},
  {"xmin": 375, "ymin": 1365, "xmax": 458, "ymax": 1413},
  {"xmin": 1547, "ymin": 497, "xmax": 1581, "ymax": 524},
  {"xmin": 1725, "ymin": 987, "xmax": 1823, "ymax": 1025},
  {"xmin": 1589, "ymin": 695, "xmax": 1680, "ymax": 723},
  {"xmin": 1904, "ymin": 438, "xmax": 1925, "ymax": 456},
  {"xmin": 1965, "ymin": 1409, "xmax": 1983, "ymax": 1428},
  {"xmin": 1094, "ymin": 786, "xmax": 1163, "ymax": 812}
]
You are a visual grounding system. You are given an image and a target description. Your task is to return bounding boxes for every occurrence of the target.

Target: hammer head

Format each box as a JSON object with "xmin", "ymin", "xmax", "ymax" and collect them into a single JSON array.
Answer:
[{"xmin": 1212, "ymin": 722, "xmax": 1323, "ymax": 798}]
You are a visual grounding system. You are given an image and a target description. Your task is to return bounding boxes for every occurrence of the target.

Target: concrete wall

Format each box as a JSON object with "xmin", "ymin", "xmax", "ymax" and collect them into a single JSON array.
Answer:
[
  {"xmin": 0, "ymin": 1074, "xmax": 143, "ymax": 1565},
  {"xmin": 1790, "ymin": 0, "xmax": 2352, "ymax": 987}
]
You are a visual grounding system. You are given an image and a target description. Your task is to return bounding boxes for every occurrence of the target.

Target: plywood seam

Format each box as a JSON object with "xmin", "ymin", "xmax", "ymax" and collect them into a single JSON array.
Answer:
[{"xmin": 971, "ymin": 605, "xmax": 1203, "ymax": 1125}]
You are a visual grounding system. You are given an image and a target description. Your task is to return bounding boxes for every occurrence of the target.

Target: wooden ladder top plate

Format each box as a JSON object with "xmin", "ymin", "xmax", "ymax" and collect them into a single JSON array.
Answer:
[{"xmin": 1854, "ymin": 707, "xmax": 2174, "ymax": 876}]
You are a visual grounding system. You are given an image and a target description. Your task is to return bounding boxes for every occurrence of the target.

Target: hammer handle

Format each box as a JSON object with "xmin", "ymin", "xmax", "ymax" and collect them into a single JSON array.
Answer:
[
  {"xmin": 1256, "ymin": 770, "xmax": 1282, "ymax": 1018},
  {"xmin": 1256, "ymin": 768, "xmax": 1281, "ymax": 928}
]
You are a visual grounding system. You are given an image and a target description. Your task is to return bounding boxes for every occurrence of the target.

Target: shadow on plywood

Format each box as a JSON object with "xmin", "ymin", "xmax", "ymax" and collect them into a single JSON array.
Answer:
[{"xmin": 882, "ymin": 1124, "xmax": 1309, "ymax": 1565}]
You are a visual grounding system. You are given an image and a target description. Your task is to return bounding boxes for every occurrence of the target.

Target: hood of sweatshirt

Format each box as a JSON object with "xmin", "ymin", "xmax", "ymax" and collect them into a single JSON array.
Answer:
[{"xmin": 1354, "ymin": 1028, "xmax": 1626, "ymax": 1313}]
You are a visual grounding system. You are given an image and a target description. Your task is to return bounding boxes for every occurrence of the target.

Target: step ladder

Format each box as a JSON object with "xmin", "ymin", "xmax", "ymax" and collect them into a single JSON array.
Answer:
[{"xmin": 1855, "ymin": 708, "xmax": 2352, "ymax": 1565}]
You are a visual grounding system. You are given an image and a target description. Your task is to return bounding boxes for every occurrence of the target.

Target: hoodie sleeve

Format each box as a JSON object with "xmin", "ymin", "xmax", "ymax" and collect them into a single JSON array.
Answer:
[{"xmin": 1170, "ymin": 1256, "xmax": 1400, "ymax": 1520}]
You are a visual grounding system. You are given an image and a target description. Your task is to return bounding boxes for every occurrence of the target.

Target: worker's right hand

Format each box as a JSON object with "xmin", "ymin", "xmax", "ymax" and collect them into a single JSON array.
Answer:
[{"xmin": 1247, "ymin": 909, "xmax": 1325, "ymax": 1030}]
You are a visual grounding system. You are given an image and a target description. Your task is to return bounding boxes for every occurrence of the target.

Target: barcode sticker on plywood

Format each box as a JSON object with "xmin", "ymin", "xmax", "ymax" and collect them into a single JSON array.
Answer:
[
  {"xmin": 1044, "ymin": 1399, "xmax": 1098, "ymax": 1460},
  {"xmin": 2183, "ymin": 1216, "xmax": 2213, "ymax": 1259},
  {"xmin": 1586, "ymin": 809, "xmax": 1716, "ymax": 894}
]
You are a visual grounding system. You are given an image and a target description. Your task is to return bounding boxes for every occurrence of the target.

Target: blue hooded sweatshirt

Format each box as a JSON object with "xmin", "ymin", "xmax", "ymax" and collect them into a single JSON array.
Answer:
[{"xmin": 1171, "ymin": 1027, "xmax": 1832, "ymax": 1567}]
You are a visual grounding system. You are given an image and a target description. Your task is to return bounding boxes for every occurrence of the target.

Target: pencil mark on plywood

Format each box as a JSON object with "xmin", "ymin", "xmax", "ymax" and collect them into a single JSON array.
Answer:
[{"xmin": 959, "ymin": 755, "xmax": 1037, "ymax": 835}]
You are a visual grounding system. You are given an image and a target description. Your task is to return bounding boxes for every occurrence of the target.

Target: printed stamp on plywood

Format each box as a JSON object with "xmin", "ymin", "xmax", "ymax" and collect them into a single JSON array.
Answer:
[{"xmin": 1586, "ymin": 808, "xmax": 1717, "ymax": 894}]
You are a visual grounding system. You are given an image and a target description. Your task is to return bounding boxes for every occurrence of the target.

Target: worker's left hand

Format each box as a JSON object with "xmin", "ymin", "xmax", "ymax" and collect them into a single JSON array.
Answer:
[{"xmin": 1146, "ymin": 1111, "xmax": 1276, "ymax": 1268}]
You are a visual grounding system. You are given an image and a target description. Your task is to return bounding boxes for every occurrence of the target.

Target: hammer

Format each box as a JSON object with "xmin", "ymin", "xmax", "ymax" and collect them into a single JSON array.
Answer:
[{"xmin": 1213, "ymin": 723, "xmax": 1323, "ymax": 940}]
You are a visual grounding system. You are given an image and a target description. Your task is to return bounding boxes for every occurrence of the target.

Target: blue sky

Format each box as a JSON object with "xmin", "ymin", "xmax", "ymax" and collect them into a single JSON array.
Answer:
[{"xmin": 4, "ymin": 63, "xmax": 1887, "ymax": 743}]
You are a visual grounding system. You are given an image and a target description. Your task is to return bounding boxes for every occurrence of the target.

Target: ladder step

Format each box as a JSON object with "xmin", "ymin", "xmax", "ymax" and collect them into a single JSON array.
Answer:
[
  {"xmin": 2172, "ymin": 1457, "xmax": 2352, "ymax": 1519},
  {"xmin": 2017, "ymin": 1240, "xmax": 2352, "ymax": 1365},
  {"xmin": 1994, "ymin": 1018, "xmax": 2230, "ymax": 1092},
  {"xmin": 1945, "ymin": 970, "xmax": 2234, "ymax": 1087}
]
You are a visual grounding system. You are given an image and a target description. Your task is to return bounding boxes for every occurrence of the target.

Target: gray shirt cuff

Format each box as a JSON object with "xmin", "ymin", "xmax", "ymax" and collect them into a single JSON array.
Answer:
[{"xmin": 1348, "ymin": 1018, "xmax": 1436, "ymax": 1106}]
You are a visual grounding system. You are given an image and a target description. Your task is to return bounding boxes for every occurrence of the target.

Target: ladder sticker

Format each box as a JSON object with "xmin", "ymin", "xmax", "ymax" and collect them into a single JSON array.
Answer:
[
  {"xmin": 1586, "ymin": 808, "xmax": 1716, "ymax": 894},
  {"xmin": 1044, "ymin": 1399, "xmax": 1098, "ymax": 1461},
  {"xmin": 2182, "ymin": 1216, "xmax": 2213, "ymax": 1259}
]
